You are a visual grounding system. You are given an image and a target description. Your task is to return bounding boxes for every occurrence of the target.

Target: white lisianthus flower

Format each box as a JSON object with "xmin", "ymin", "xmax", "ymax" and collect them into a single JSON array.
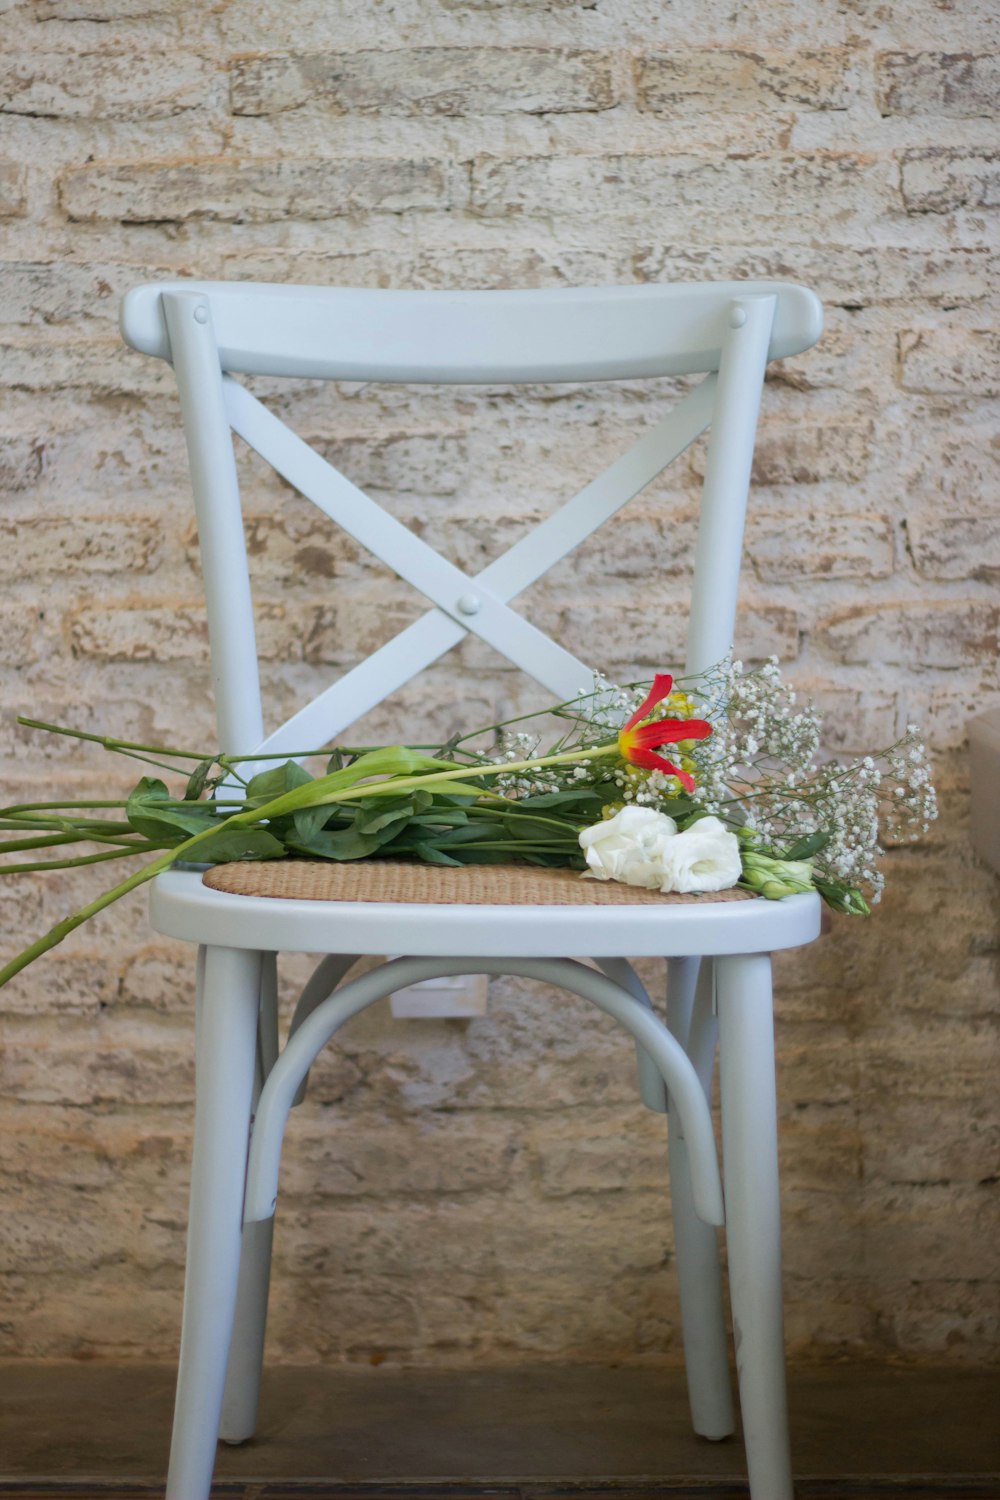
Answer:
[
  {"xmin": 579, "ymin": 810, "xmax": 741, "ymax": 895},
  {"xmin": 579, "ymin": 806, "xmax": 678, "ymax": 889},
  {"xmin": 654, "ymin": 816, "xmax": 742, "ymax": 893}
]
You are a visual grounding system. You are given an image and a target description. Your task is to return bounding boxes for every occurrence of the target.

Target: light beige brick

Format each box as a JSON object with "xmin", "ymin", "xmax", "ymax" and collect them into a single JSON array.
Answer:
[
  {"xmin": 0, "ymin": 50, "xmax": 214, "ymax": 118},
  {"xmin": 908, "ymin": 512, "xmax": 1000, "ymax": 582},
  {"xmin": 692, "ymin": 421, "xmax": 873, "ymax": 486},
  {"xmin": 747, "ymin": 510, "xmax": 894, "ymax": 582},
  {"xmin": 817, "ymin": 600, "xmax": 999, "ymax": 668},
  {"xmin": 636, "ymin": 48, "xmax": 851, "ymax": 113},
  {"xmin": 0, "ymin": 332, "xmax": 167, "ymax": 395},
  {"xmin": 529, "ymin": 1111, "xmax": 666, "ymax": 1198},
  {"xmin": 899, "ymin": 326, "xmax": 1000, "ymax": 397},
  {"xmin": 68, "ymin": 599, "xmax": 300, "ymax": 663},
  {"xmin": 901, "ymin": 148, "xmax": 1000, "ymax": 212},
  {"xmin": 0, "ymin": 161, "xmax": 27, "ymax": 216},
  {"xmin": 876, "ymin": 51, "xmax": 1000, "ymax": 117},
  {"xmin": 471, "ymin": 153, "xmax": 898, "ymax": 231},
  {"xmin": 0, "ymin": 517, "xmax": 160, "ymax": 578},
  {"xmin": 0, "ymin": 434, "xmax": 44, "ymax": 490},
  {"xmin": 0, "ymin": 261, "xmax": 170, "ymax": 326},
  {"xmin": 633, "ymin": 242, "xmax": 1000, "ymax": 307},
  {"xmin": 790, "ymin": 680, "xmax": 899, "ymax": 753},
  {"xmin": 36, "ymin": 0, "xmax": 188, "ymax": 14},
  {"xmin": 0, "ymin": 604, "xmax": 42, "ymax": 665},
  {"xmin": 59, "ymin": 157, "xmax": 460, "ymax": 223},
  {"xmin": 231, "ymin": 48, "xmax": 619, "ymax": 117},
  {"xmin": 281, "ymin": 1112, "xmax": 520, "ymax": 1199}
]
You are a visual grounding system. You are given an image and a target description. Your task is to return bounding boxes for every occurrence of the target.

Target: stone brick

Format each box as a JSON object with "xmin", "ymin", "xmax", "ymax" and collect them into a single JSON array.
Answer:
[
  {"xmin": 544, "ymin": 598, "xmax": 799, "ymax": 673},
  {"xmin": 790, "ymin": 680, "xmax": 899, "ymax": 754},
  {"xmin": 0, "ymin": 434, "xmax": 44, "ymax": 491},
  {"xmin": 876, "ymin": 52, "xmax": 1000, "ymax": 117},
  {"xmin": 230, "ymin": 48, "xmax": 619, "ymax": 117},
  {"xmin": 692, "ymin": 420, "xmax": 873, "ymax": 486},
  {"xmin": 118, "ymin": 945, "xmax": 194, "ymax": 1017},
  {"xmin": 0, "ymin": 50, "xmax": 213, "ymax": 118},
  {"xmin": 302, "ymin": 596, "xmax": 425, "ymax": 666},
  {"xmin": 36, "ymin": 0, "xmax": 188, "ymax": 14},
  {"xmin": 747, "ymin": 510, "xmax": 894, "ymax": 582},
  {"xmin": 529, "ymin": 1111, "xmax": 666, "ymax": 1198},
  {"xmin": 0, "ymin": 161, "xmax": 27, "ymax": 216},
  {"xmin": 280, "ymin": 1112, "xmax": 520, "ymax": 1199},
  {"xmin": 908, "ymin": 512, "xmax": 1000, "ymax": 583},
  {"xmin": 0, "ymin": 604, "xmax": 41, "ymax": 665},
  {"xmin": 313, "ymin": 432, "xmax": 470, "ymax": 496},
  {"xmin": 187, "ymin": 510, "xmax": 361, "ymax": 586},
  {"xmin": 0, "ymin": 1017, "xmax": 195, "ymax": 1108},
  {"xmin": 0, "ymin": 261, "xmax": 169, "ymax": 326},
  {"xmin": 865, "ymin": 1278, "xmax": 999, "ymax": 1363},
  {"xmin": 0, "ymin": 333, "xmax": 167, "ymax": 395},
  {"xmin": 899, "ymin": 327, "xmax": 1000, "ymax": 397},
  {"xmin": 863, "ymin": 1099, "xmax": 1000, "ymax": 1186},
  {"xmin": 636, "ymin": 48, "xmax": 851, "ymax": 113},
  {"xmin": 69, "ymin": 599, "xmax": 297, "ymax": 662},
  {"xmin": 817, "ymin": 600, "xmax": 999, "ymax": 669},
  {"xmin": 0, "ymin": 517, "xmax": 160, "ymax": 578},
  {"xmin": 59, "ymin": 157, "xmax": 460, "ymax": 223},
  {"xmin": 861, "ymin": 1183, "xmax": 999, "ymax": 1282},
  {"xmin": 901, "ymin": 149, "xmax": 1000, "ymax": 213},
  {"xmin": 471, "ymin": 153, "xmax": 897, "ymax": 233},
  {"xmin": 0, "ymin": 954, "xmax": 118, "ymax": 1018},
  {"xmin": 633, "ymin": 242, "xmax": 1000, "ymax": 307}
]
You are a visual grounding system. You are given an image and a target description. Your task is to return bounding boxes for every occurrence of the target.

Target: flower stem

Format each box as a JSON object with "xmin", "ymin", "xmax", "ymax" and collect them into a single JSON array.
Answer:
[
  {"xmin": 16, "ymin": 718, "xmax": 215, "ymax": 762},
  {"xmin": 1, "ymin": 845, "xmax": 160, "ymax": 875},
  {"xmin": 280, "ymin": 742, "xmax": 620, "ymax": 812}
]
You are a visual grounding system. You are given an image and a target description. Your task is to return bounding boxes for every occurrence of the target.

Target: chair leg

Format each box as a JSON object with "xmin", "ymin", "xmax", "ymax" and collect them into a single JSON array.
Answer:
[
  {"xmin": 666, "ymin": 957, "xmax": 735, "ymax": 1441},
  {"xmin": 220, "ymin": 953, "xmax": 278, "ymax": 1445},
  {"xmin": 716, "ymin": 953, "xmax": 794, "ymax": 1500},
  {"xmin": 166, "ymin": 945, "xmax": 263, "ymax": 1500}
]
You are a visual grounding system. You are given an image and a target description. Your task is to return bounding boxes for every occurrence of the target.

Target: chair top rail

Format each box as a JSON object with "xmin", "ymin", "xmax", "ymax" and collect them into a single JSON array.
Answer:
[{"xmin": 121, "ymin": 280, "xmax": 822, "ymax": 384}]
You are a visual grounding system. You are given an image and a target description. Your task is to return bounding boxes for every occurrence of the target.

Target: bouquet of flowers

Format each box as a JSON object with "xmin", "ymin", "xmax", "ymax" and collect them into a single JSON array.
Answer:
[{"xmin": 0, "ymin": 657, "xmax": 936, "ymax": 987}]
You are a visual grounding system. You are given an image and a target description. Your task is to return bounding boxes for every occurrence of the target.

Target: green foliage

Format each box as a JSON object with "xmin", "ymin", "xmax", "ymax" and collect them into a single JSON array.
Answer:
[{"xmin": 125, "ymin": 778, "xmax": 219, "ymax": 845}]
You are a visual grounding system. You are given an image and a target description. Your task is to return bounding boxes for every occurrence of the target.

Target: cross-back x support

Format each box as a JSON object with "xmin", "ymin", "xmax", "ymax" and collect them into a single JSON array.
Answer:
[{"xmin": 125, "ymin": 281, "xmax": 821, "ymax": 761}]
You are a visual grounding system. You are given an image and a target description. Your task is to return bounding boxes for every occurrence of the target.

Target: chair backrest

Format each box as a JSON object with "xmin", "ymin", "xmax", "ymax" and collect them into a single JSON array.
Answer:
[{"xmin": 120, "ymin": 281, "xmax": 822, "ymax": 760}]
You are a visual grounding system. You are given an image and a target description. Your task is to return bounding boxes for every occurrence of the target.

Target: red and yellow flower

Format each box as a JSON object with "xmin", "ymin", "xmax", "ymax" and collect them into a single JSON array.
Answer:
[{"xmin": 617, "ymin": 674, "xmax": 712, "ymax": 794}]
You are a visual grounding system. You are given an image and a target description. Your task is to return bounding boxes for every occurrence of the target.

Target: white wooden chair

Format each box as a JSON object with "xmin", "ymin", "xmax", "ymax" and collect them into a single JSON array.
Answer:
[{"xmin": 119, "ymin": 280, "xmax": 824, "ymax": 1500}]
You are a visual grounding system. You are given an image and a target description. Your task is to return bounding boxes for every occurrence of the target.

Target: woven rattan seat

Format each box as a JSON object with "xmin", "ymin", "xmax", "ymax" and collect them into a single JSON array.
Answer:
[{"xmin": 203, "ymin": 858, "xmax": 759, "ymax": 907}]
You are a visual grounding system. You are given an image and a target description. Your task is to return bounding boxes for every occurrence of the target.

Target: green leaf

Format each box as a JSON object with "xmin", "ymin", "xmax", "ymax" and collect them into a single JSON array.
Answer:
[
  {"xmin": 513, "ymin": 789, "xmax": 604, "ymax": 810},
  {"xmin": 246, "ymin": 760, "xmax": 314, "ymax": 805},
  {"xmin": 126, "ymin": 777, "xmax": 218, "ymax": 844},
  {"xmin": 194, "ymin": 827, "xmax": 286, "ymax": 863},
  {"xmin": 784, "ymin": 830, "xmax": 831, "ymax": 861},
  {"xmin": 413, "ymin": 841, "xmax": 463, "ymax": 866},
  {"xmin": 240, "ymin": 746, "xmax": 472, "ymax": 821},
  {"xmin": 433, "ymin": 821, "xmax": 508, "ymax": 845},
  {"xmin": 355, "ymin": 797, "xmax": 417, "ymax": 835},
  {"xmin": 502, "ymin": 813, "xmax": 575, "ymax": 842},
  {"xmin": 286, "ymin": 827, "xmax": 383, "ymax": 861},
  {"xmin": 184, "ymin": 760, "xmax": 213, "ymax": 801}
]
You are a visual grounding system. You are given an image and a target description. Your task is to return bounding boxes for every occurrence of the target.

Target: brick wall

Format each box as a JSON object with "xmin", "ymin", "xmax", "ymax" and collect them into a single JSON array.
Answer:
[{"xmin": 0, "ymin": 0, "xmax": 997, "ymax": 1366}]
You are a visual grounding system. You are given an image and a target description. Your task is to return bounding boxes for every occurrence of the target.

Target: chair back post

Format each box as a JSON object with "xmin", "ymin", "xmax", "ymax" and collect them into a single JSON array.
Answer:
[
  {"xmin": 162, "ymin": 291, "xmax": 265, "ymax": 755},
  {"xmin": 685, "ymin": 294, "xmax": 777, "ymax": 679}
]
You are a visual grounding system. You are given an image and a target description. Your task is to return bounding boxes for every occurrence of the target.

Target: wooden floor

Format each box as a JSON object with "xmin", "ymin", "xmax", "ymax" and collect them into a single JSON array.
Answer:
[
  {"xmin": 1, "ymin": 1363, "xmax": 998, "ymax": 1499},
  {"xmin": 1, "ymin": 1484, "xmax": 999, "ymax": 1498}
]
